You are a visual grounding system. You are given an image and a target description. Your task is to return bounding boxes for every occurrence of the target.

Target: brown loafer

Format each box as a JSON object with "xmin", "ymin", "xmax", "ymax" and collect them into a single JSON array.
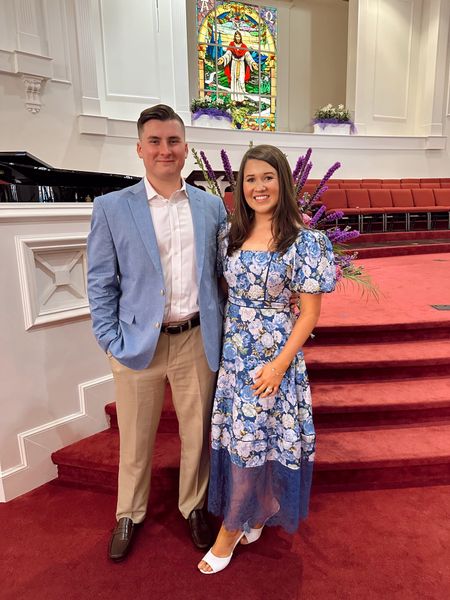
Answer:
[
  {"xmin": 108, "ymin": 517, "xmax": 135, "ymax": 561},
  {"xmin": 188, "ymin": 509, "xmax": 212, "ymax": 550}
]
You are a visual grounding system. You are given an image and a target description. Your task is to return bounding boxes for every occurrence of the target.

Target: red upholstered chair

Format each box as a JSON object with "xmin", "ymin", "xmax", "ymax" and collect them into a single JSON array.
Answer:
[
  {"xmin": 362, "ymin": 179, "xmax": 382, "ymax": 184},
  {"xmin": 420, "ymin": 178, "xmax": 440, "ymax": 184},
  {"xmin": 381, "ymin": 182, "xmax": 400, "ymax": 188},
  {"xmin": 339, "ymin": 181, "xmax": 361, "ymax": 188},
  {"xmin": 382, "ymin": 179, "xmax": 401, "ymax": 184},
  {"xmin": 412, "ymin": 189, "xmax": 436, "ymax": 207},
  {"xmin": 420, "ymin": 182, "xmax": 441, "ymax": 188},
  {"xmin": 320, "ymin": 188, "xmax": 351, "ymax": 227},
  {"xmin": 346, "ymin": 189, "xmax": 370, "ymax": 231},
  {"xmin": 368, "ymin": 189, "xmax": 393, "ymax": 207},
  {"xmin": 367, "ymin": 189, "xmax": 393, "ymax": 231},
  {"xmin": 433, "ymin": 189, "xmax": 450, "ymax": 228},
  {"xmin": 400, "ymin": 182, "xmax": 420, "ymax": 188},
  {"xmin": 301, "ymin": 184, "xmax": 317, "ymax": 196},
  {"xmin": 434, "ymin": 189, "xmax": 450, "ymax": 206},
  {"xmin": 224, "ymin": 191, "xmax": 234, "ymax": 212},
  {"xmin": 326, "ymin": 181, "xmax": 340, "ymax": 188},
  {"xmin": 391, "ymin": 189, "xmax": 414, "ymax": 206},
  {"xmin": 321, "ymin": 189, "xmax": 348, "ymax": 210},
  {"xmin": 411, "ymin": 189, "xmax": 441, "ymax": 229},
  {"xmin": 390, "ymin": 189, "xmax": 414, "ymax": 230},
  {"xmin": 361, "ymin": 182, "xmax": 381, "ymax": 188},
  {"xmin": 401, "ymin": 179, "xmax": 420, "ymax": 183}
]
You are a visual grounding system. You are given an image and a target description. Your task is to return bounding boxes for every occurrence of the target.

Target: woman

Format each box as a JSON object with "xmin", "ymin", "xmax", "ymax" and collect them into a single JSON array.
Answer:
[
  {"xmin": 198, "ymin": 145, "xmax": 336, "ymax": 574},
  {"xmin": 218, "ymin": 30, "xmax": 258, "ymax": 103}
]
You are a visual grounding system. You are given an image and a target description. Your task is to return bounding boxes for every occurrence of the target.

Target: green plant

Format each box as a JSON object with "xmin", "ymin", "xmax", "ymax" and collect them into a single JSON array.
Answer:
[
  {"xmin": 314, "ymin": 103, "xmax": 352, "ymax": 123},
  {"xmin": 190, "ymin": 96, "xmax": 231, "ymax": 114}
]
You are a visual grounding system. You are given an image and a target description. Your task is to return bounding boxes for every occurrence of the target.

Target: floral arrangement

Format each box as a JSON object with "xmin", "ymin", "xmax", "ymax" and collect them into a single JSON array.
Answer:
[
  {"xmin": 314, "ymin": 103, "xmax": 352, "ymax": 123},
  {"xmin": 190, "ymin": 96, "xmax": 232, "ymax": 123},
  {"xmin": 313, "ymin": 103, "xmax": 356, "ymax": 134},
  {"xmin": 192, "ymin": 146, "xmax": 377, "ymax": 298}
]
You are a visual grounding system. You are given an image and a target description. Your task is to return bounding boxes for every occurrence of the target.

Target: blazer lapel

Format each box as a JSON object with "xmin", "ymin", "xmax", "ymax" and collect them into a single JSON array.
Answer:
[
  {"xmin": 127, "ymin": 180, "xmax": 163, "ymax": 277},
  {"xmin": 187, "ymin": 184, "xmax": 206, "ymax": 281}
]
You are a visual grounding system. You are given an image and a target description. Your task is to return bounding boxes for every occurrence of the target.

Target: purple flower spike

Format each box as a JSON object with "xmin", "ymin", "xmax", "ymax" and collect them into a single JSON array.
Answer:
[
  {"xmin": 296, "ymin": 161, "xmax": 312, "ymax": 193},
  {"xmin": 325, "ymin": 210, "xmax": 345, "ymax": 222},
  {"xmin": 311, "ymin": 184, "xmax": 328, "ymax": 203},
  {"xmin": 331, "ymin": 229, "xmax": 360, "ymax": 244},
  {"xmin": 200, "ymin": 150, "xmax": 217, "ymax": 184},
  {"xmin": 309, "ymin": 204, "xmax": 327, "ymax": 227},
  {"xmin": 292, "ymin": 155, "xmax": 305, "ymax": 182},
  {"xmin": 220, "ymin": 149, "xmax": 236, "ymax": 191},
  {"xmin": 322, "ymin": 161, "xmax": 341, "ymax": 183}
]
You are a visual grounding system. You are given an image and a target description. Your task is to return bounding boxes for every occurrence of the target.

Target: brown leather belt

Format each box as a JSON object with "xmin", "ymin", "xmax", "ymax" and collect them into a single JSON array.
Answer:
[{"xmin": 161, "ymin": 314, "xmax": 200, "ymax": 335}]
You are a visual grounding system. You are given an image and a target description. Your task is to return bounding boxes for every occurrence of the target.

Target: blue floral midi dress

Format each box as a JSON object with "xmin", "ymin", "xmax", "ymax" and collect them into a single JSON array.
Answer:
[{"xmin": 208, "ymin": 227, "xmax": 336, "ymax": 533}]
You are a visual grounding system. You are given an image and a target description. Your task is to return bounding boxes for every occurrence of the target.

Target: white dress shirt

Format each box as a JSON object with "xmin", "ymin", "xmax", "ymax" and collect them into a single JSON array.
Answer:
[{"xmin": 144, "ymin": 177, "xmax": 199, "ymax": 323}]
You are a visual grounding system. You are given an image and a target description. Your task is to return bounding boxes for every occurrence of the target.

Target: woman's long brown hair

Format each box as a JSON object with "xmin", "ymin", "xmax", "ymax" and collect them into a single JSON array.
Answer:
[{"xmin": 227, "ymin": 145, "xmax": 304, "ymax": 256}]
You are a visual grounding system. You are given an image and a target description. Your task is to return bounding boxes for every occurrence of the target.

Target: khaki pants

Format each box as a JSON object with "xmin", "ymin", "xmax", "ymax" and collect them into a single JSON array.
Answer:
[{"xmin": 109, "ymin": 326, "xmax": 216, "ymax": 523}]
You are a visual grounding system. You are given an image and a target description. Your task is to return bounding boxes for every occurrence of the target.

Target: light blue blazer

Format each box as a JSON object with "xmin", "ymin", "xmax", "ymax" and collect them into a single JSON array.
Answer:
[{"xmin": 87, "ymin": 179, "xmax": 227, "ymax": 371}]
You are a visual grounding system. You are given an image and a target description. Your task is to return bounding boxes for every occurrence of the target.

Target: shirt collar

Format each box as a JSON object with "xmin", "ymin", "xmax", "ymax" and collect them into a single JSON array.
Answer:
[{"xmin": 144, "ymin": 177, "xmax": 188, "ymax": 203}]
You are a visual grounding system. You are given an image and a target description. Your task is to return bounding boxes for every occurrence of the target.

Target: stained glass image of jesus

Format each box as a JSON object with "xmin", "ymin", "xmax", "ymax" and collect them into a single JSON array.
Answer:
[
  {"xmin": 217, "ymin": 30, "xmax": 258, "ymax": 103},
  {"xmin": 196, "ymin": 1, "xmax": 277, "ymax": 130}
]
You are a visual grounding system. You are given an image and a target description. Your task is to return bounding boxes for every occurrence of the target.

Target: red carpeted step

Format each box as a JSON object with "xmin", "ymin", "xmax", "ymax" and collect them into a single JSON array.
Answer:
[
  {"xmin": 312, "ymin": 377, "xmax": 450, "ymax": 427},
  {"xmin": 304, "ymin": 338, "xmax": 450, "ymax": 380},
  {"xmin": 354, "ymin": 230, "xmax": 450, "ymax": 243},
  {"xmin": 314, "ymin": 423, "xmax": 450, "ymax": 490},
  {"xmin": 354, "ymin": 242, "xmax": 450, "ymax": 259},
  {"xmin": 51, "ymin": 429, "xmax": 180, "ymax": 494},
  {"xmin": 51, "ymin": 421, "xmax": 450, "ymax": 492},
  {"xmin": 312, "ymin": 321, "xmax": 450, "ymax": 344}
]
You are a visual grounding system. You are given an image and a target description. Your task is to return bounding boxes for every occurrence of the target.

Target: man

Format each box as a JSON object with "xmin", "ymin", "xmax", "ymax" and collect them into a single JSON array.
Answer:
[{"xmin": 87, "ymin": 104, "xmax": 227, "ymax": 561}]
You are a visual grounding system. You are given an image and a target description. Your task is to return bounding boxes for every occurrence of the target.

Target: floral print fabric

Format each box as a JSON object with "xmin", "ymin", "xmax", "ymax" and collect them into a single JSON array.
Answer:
[{"xmin": 208, "ymin": 227, "xmax": 336, "ymax": 532}]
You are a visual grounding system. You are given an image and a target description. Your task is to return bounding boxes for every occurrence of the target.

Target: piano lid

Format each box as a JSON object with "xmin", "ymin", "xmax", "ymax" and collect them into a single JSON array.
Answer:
[{"xmin": 0, "ymin": 151, "xmax": 140, "ymax": 186}]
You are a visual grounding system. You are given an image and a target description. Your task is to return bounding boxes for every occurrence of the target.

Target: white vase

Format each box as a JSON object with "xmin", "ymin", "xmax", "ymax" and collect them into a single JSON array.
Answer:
[
  {"xmin": 192, "ymin": 114, "xmax": 233, "ymax": 129},
  {"xmin": 313, "ymin": 122, "xmax": 352, "ymax": 135}
]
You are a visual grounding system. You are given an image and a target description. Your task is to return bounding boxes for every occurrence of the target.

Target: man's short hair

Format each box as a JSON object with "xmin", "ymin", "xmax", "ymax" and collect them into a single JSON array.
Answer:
[{"xmin": 137, "ymin": 104, "xmax": 185, "ymax": 138}]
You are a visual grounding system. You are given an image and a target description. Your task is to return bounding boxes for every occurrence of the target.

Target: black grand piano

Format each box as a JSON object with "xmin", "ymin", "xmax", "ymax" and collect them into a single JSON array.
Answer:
[{"xmin": 0, "ymin": 152, "xmax": 140, "ymax": 203}]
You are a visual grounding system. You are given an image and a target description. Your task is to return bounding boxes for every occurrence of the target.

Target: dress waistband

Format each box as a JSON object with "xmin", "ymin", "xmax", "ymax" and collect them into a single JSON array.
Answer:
[{"xmin": 228, "ymin": 295, "xmax": 289, "ymax": 311}]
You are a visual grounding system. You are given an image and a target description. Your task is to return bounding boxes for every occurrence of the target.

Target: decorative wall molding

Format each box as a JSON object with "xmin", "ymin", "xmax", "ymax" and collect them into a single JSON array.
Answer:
[
  {"xmin": 99, "ymin": 0, "xmax": 160, "ymax": 103},
  {"xmin": 15, "ymin": 0, "xmax": 47, "ymax": 55},
  {"xmin": 22, "ymin": 75, "xmax": 45, "ymax": 113},
  {"xmin": 15, "ymin": 233, "xmax": 89, "ymax": 330},
  {"xmin": 0, "ymin": 374, "xmax": 113, "ymax": 501},
  {"xmin": 42, "ymin": 0, "xmax": 72, "ymax": 84},
  {"xmin": 77, "ymin": 114, "xmax": 447, "ymax": 150},
  {"xmin": 74, "ymin": 0, "xmax": 101, "ymax": 115},
  {"xmin": 372, "ymin": 0, "xmax": 413, "ymax": 122},
  {"xmin": 0, "ymin": 204, "xmax": 92, "ymax": 223}
]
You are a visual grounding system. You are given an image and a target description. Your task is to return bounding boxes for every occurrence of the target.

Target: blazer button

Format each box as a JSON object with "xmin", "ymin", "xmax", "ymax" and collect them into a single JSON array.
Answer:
[
  {"xmin": 155, "ymin": 322, "xmax": 160, "ymax": 328},
  {"xmin": 160, "ymin": 289, "xmax": 165, "ymax": 295}
]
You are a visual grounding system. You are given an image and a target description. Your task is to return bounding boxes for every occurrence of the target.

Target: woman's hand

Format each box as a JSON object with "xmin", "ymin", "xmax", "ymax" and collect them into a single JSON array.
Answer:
[{"xmin": 252, "ymin": 362, "xmax": 286, "ymax": 397}]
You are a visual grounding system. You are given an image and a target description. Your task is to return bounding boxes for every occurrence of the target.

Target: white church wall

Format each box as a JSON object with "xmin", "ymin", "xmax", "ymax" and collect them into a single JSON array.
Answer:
[
  {"xmin": 350, "ymin": 0, "xmax": 450, "ymax": 137},
  {"xmin": 0, "ymin": 205, "xmax": 114, "ymax": 501}
]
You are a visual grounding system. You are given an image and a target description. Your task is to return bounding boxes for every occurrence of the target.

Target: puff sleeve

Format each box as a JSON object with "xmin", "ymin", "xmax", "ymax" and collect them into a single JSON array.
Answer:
[{"xmin": 290, "ymin": 229, "xmax": 336, "ymax": 294}]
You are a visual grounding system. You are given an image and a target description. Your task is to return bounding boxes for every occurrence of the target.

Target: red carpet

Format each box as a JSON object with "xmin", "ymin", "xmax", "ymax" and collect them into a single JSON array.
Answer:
[
  {"xmin": 4, "ymin": 244, "xmax": 450, "ymax": 598},
  {"xmin": 2, "ymin": 481, "xmax": 449, "ymax": 600},
  {"xmin": 52, "ymin": 252, "xmax": 450, "ymax": 491}
]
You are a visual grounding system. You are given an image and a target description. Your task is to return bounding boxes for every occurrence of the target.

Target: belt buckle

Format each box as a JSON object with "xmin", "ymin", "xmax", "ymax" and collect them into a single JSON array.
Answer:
[{"xmin": 167, "ymin": 322, "xmax": 185, "ymax": 334}]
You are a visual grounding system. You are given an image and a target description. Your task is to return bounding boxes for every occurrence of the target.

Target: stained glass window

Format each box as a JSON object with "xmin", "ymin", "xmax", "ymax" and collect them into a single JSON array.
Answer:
[{"xmin": 196, "ymin": 1, "xmax": 277, "ymax": 131}]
